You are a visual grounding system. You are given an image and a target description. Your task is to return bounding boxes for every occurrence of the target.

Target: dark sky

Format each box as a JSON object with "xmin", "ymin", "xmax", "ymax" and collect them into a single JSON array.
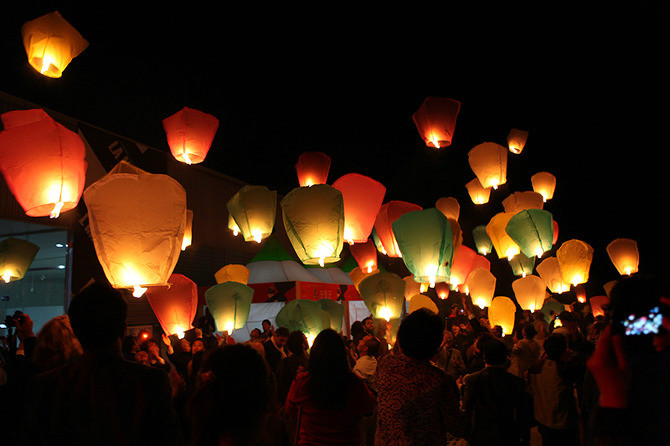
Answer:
[{"xmin": 2, "ymin": 2, "xmax": 669, "ymax": 297}]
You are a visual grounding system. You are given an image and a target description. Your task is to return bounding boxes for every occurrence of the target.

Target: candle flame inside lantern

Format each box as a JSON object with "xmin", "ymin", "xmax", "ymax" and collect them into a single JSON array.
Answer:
[
  {"xmin": 430, "ymin": 134, "xmax": 440, "ymax": 149},
  {"xmin": 40, "ymin": 55, "xmax": 56, "ymax": 74},
  {"xmin": 133, "ymin": 285, "xmax": 147, "ymax": 298},
  {"xmin": 182, "ymin": 152, "xmax": 193, "ymax": 165},
  {"xmin": 50, "ymin": 201, "xmax": 64, "ymax": 219},
  {"xmin": 379, "ymin": 306, "xmax": 393, "ymax": 322},
  {"xmin": 2, "ymin": 271, "xmax": 11, "ymax": 283},
  {"xmin": 366, "ymin": 262, "xmax": 374, "ymax": 274}
]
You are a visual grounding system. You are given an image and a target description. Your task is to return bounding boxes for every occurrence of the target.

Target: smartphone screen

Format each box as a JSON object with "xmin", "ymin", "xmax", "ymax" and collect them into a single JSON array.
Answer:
[{"xmin": 622, "ymin": 306, "xmax": 663, "ymax": 336}]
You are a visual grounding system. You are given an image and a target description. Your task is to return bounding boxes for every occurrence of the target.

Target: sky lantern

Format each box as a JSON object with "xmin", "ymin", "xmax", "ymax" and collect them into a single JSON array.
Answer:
[
  {"xmin": 470, "ymin": 254, "xmax": 491, "ymax": 273},
  {"xmin": 508, "ymin": 253, "xmax": 536, "ymax": 277},
  {"xmin": 536, "ymin": 257, "xmax": 570, "ymax": 294},
  {"xmin": 0, "ymin": 238, "xmax": 39, "ymax": 283},
  {"xmin": 0, "ymin": 109, "xmax": 87, "ymax": 218},
  {"xmin": 466, "ymin": 268, "xmax": 496, "ymax": 309},
  {"xmin": 350, "ymin": 267, "xmax": 380, "ymax": 291},
  {"xmin": 205, "ymin": 282, "xmax": 254, "ymax": 334},
  {"xmin": 449, "ymin": 245, "xmax": 477, "ymax": 289},
  {"xmin": 181, "ymin": 210, "xmax": 193, "ymax": 250},
  {"xmin": 403, "ymin": 275, "xmax": 430, "ymax": 298},
  {"xmin": 486, "ymin": 213, "xmax": 521, "ymax": 260},
  {"xmin": 505, "ymin": 209, "xmax": 554, "ymax": 259},
  {"xmin": 359, "ymin": 271, "xmax": 405, "ymax": 322},
  {"xmin": 507, "ymin": 129, "xmax": 529, "ymax": 154},
  {"xmin": 374, "ymin": 201, "xmax": 422, "ymax": 258},
  {"xmin": 408, "ymin": 294, "xmax": 439, "ymax": 314},
  {"xmin": 575, "ymin": 284, "xmax": 587, "ymax": 303},
  {"xmin": 435, "ymin": 282, "xmax": 450, "ymax": 300},
  {"xmin": 228, "ymin": 214, "xmax": 241, "ymax": 237},
  {"xmin": 227, "ymin": 185, "xmax": 277, "ymax": 243},
  {"xmin": 83, "ymin": 161, "xmax": 186, "ymax": 297},
  {"xmin": 349, "ymin": 239, "xmax": 378, "ymax": 273},
  {"xmin": 276, "ymin": 299, "xmax": 329, "ymax": 346},
  {"xmin": 332, "ymin": 173, "xmax": 386, "ymax": 245},
  {"xmin": 472, "ymin": 225, "xmax": 493, "ymax": 256},
  {"xmin": 21, "ymin": 11, "xmax": 88, "ymax": 78},
  {"xmin": 502, "ymin": 191, "xmax": 544, "ymax": 214},
  {"xmin": 513, "ymin": 275, "xmax": 547, "ymax": 312},
  {"xmin": 281, "ymin": 184, "xmax": 344, "ymax": 267},
  {"xmin": 371, "ymin": 228, "xmax": 387, "ymax": 255},
  {"xmin": 392, "ymin": 208, "xmax": 453, "ymax": 287},
  {"xmin": 468, "ymin": 142, "xmax": 508, "ymax": 190},
  {"xmin": 556, "ymin": 239, "xmax": 594, "ymax": 286},
  {"xmin": 436, "ymin": 197, "xmax": 460, "ymax": 221},
  {"xmin": 590, "ymin": 295, "xmax": 610, "ymax": 318},
  {"xmin": 489, "ymin": 296, "xmax": 516, "ymax": 336},
  {"xmin": 295, "ymin": 151, "xmax": 331, "ymax": 187},
  {"xmin": 531, "ymin": 172, "xmax": 557, "ymax": 202},
  {"xmin": 162, "ymin": 107, "xmax": 219, "ymax": 165},
  {"xmin": 606, "ymin": 238, "xmax": 639, "ymax": 276},
  {"xmin": 214, "ymin": 264, "xmax": 250, "ymax": 285},
  {"xmin": 465, "ymin": 178, "xmax": 492, "ymax": 205},
  {"xmin": 412, "ymin": 96, "xmax": 461, "ymax": 149},
  {"xmin": 541, "ymin": 300, "xmax": 565, "ymax": 323},
  {"xmin": 145, "ymin": 274, "xmax": 198, "ymax": 339},
  {"xmin": 449, "ymin": 219, "xmax": 463, "ymax": 258},
  {"xmin": 319, "ymin": 299, "xmax": 345, "ymax": 334},
  {"xmin": 553, "ymin": 221, "xmax": 559, "ymax": 245}
]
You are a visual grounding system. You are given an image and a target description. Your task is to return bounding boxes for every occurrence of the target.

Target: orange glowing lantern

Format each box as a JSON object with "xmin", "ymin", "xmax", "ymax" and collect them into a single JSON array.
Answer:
[
  {"xmin": 435, "ymin": 282, "xmax": 450, "ymax": 299},
  {"xmin": 0, "ymin": 238, "xmax": 40, "ymax": 283},
  {"xmin": 227, "ymin": 185, "xmax": 277, "ymax": 243},
  {"xmin": 350, "ymin": 267, "xmax": 380, "ymax": 291},
  {"xmin": 575, "ymin": 284, "xmax": 587, "ymax": 304},
  {"xmin": 502, "ymin": 191, "xmax": 544, "ymax": 214},
  {"xmin": 507, "ymin": 129, "xmax": 529, "ymax": 154},
  {"xmin": 214, "ymin": 264, "xmax": 250, "ymax": 285},
  {"xmin": 606, "ymin": 238, "xmax": 639, "ymax": 276},
  {"xmin": 465, "ymin": 178, "xmax": 492, "ymax": 205},
  {"xmin": 332, "ymin": 173, "xmax": 386, "ymax": 245},
  {"xmin": 0, "ymin": 109, "xmax": 87, "ymax": 218},
  {"xmin": 21, "ymin": 11, "xmax": 88, "ymax": 78},
  {"xmin": 181, "ymin": 210, "xmax": 193, "ymax": 250},
  {"xmin": 556, "ymin": 239, "xmax": 594, "ymax": 286},
  {"xmin": 466, "ymin": 268, "xmax": 496, "ymax": 309},
  {"xmin": 404, "ymin": 275, "xmax": 429, "ymax": 299},
  {"xmin": 470, "ymin": 254, "xmax": 491, "ymax": 273},
  {"xmin": 412, "ymin": 97, "xmax": 461, "ymax": 148},
  {"xmin": 408, "ymin": 294, "xmax": 439, "ymax": 314},
  {"xmin": 536, "ymin": 257, "xmax": 570, "ymax": 294},
  {"xmin": 146, "ymin": 274, "xmax": 198, "ymax": 338},
  {"xmin": 590, "ymin": 295, "xmax": 610, "ymax": 318},
  {"xmin": 486, "ymin": 213, "xmax": 521, "ymax": 260},
  {"xmin": 468, "ymin": 142, "xmax": 508, "ymax": 189},
  {"xmin": 295, "ymin": 151, "xmax": 331, "ymax": 187},
  {"xmin": 513, "ymin": 275, "xmax": 547, "ymax": 312},
  {"xmin": 531, "ymin": 172, "xmax": 557, "ymax": 202},
  {"xmin": 436, "ymin": 197, "xmax": 460, "ymax": 221},
  {"xmin": 83, "ymin": 161, "xmax": 187, "ymax": 297},
  {"xmin": 162, "ymin": 107, "xmax": 219, "ymax": 165},
  {"xmin": 349, "ymin": 239, "xmax": 378, "ymax": 273},
  {"xmin": 449, "ymin": 245, "xmax": 477, "ymax": 289},
  {"xmin": 489, "ymin": 296, "xmax": 516, "ymax": 336},
  {"xmin": 374, "ymin": 201, "xmax": 422, "ymax": 258}
]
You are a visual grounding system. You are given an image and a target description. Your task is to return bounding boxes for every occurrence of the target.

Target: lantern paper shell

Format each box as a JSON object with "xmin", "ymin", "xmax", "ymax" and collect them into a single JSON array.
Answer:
[
  {"xmin": 471, "ymin": 254, "xmax": 491, "ymax": 273},
  {"xmin": 435, "ymin": 282, "xmax": 450, "ymax": 299},
  {"xmin": 473, "ymin": 225, "xmax": 493, "ymax": 256},
  {"xmin": 408, "ymin": 294, "xmax": 439, "ymax": 315},
  {"xmin": 531, "ymin": 172, "xmax": 557, "ymax": 202},
  {"xmin": 403, "ymin": 275, "xmax": 429, "ymax": 299},
  {"xmin": 295, "ymin": 152, "xmax": 331, "ymax": 187},
  {"xmin": 486, "ymin": 213, "xmax": 521, "ymax": 260},
  {"xmin": 371, "ymin": 228, "xmax": 386, "ymax": 255},
  {"xmin": 449, "ymin": 245, "xmax": 477, "ymax": 288},
  {"xmin": 536, "ymin": 257, "xmax": 570, "ymax": 294},
  {"xmin": 21, "ymin": 11, "xmax": 88, "ymax": 78},
  {"xmin": 392, "ymin": 208, "xmax": 454, "ymax": 285},
  {"xmin": 505, "ymin": 209, "xmax": 554, "ymax": 258},
  {"xmin": 281, "ymin": 184, "xmax": 344, "ymax": 266},
  {"xmin": 162, "ymin": 107, "xmax": 219, "ymax": 165},
  {"xmin": 436, "ymin": 197, "xmax": 460, "ymax": 221},
  {"xmin": 489, "ymin": 296, "xmax": 516, "ymax": 336},
  {"xmin": 557, "ymin": 239, "xmax": 594, "ymax": 286},
  {"xmin": 507, "ymin": 129, "xmax": 529, "ymax": 154},
  {"xmin": 227, "ymin": 185, "xmax": 277, "ymax": 243},
  {"xmin": 83, "ymin": 161, "xmax": 187, "ymax": 292},
  {"xmin": 606, "ymin": 238, "xmax": 639, "ymax": 276},
  {"xmin": 205, "ymin": 282, "xmax": 254, "ymax": 333},
  {"xmin": 350, "ymin": 267, "xmax": 380, "ymax": 291},
  {"xmin": 553, "ymin": 220, "xmax": 559, "ymax": 245},
  {"xmin": 359, "ymin": 272, "xmax": 405, "ymax": 321},
  {"xmin": 228, "ymin": 214, "xmax": 240, "ymax": 236},
  {"xmin": 0, "ymin": 109, "xmax": 87, "ymax": 217},
  {"xmin": 275, "ymin": 299, "xmax": 329, "ymax": 343},
  {"xmin": 465, "ymin": 178, "xmax": 492, "ymax": 205},
  {"xmin": 349, "ymin": 239, "xmax": 378, "ymax": 273},
  {"xmin": 145, "ymin": 274, "xmax": 198, "ymax": 337},
  {"xmin": 214, "ymin": 264, "xmax": 250, "ymax": 285},
  {"xmin": 468, "ymin": 142, "xmax": 508, "ymax": 189},
  {"xmin": 0, "ymin": 238, "xmax": 40, "ymax": 283},
  {"xmin": 590, "ymin": 295, "xmax": 610, "ymax": 318},
  {"xmin": 513, "ymin": 275, "xmax": 547, "ymax": 312},
  {"xmin": 502, "ymin": 191, "xmax": 544, "ymax": 214},
  {"xmin": 332, "ymin": 173, "xmax": 386, "ymax": 245},
  {"xmin": 466, "ymin": 268, "xmax": 496, "ymax": 309},
  {"xmin": 181, "ymin": 210, "xmax": 193, "ymax": 250},
  {"xmin": 374, "ymin": 201, "xmax": 422, "ymax": 258},
  {"xmin": 449, "ymin": 219, "xmax": 463, "ymax": 259},
  {"xmin": 319, "ymin": 299, "xmax": 344, "ymax": 333},
  {"xmin": 412, "ymin": 97, "xmax": 461, "ymax": 148},
  {"xmin": 508, "ymin": 253, "xmax": 536, "ymax": 277}
]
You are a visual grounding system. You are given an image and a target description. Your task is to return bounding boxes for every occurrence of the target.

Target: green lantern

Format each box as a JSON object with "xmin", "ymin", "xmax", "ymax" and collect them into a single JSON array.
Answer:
[
  {"xmin": 508, "ymin": 253, "xmax": 536, "ymax": 277},
  {"xmin": 540, "ymin": 300, "xmax": 565, "ymax": 323},
  {"xmin": 227, "ymin": 185, "xmax": 277, "ymax": 243},
  {"xmin": 505, "ymin": 209, "xmax": 554, "ymax": 258},
  {"xmin": 359, "ymin": 271, "xmax": 406, "ymax": 321},
  {"xmin": 0, "ymin": 238, "xmax": 40, "ymax": 283},
  {"xmin": 371, "ymin": 227, "xmax": 386, "ymax": 255},
  {"xmin": 318, "ymin": 298, "xmax": 344, "ymax": 333},
  {"xmin": 391, "ymin": 208, "xmax": 453, "ymax": 287},
  {"xmin": 472, "ymin": 225, "xmax": 493, "ymax": 256},
  {"xmin": 275, "ymin": 299, "xmax": 330, "ymax": 345},
  {"xmin": 205, "ymin": 282, "xmax": 253, "ymax": 333}
]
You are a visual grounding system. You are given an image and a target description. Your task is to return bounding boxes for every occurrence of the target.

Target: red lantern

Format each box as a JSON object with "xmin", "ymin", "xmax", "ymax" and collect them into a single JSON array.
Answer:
[
  {"xmin": 470, "ymin": 254, "xmax": 491, "ymax": 273},
  {"xmin": 412, "ymin": 97, "xmax": 461, "ymax": 148},
  {"xmin": 162, "ymin": 107, "xmax": 219, "ymax": 165},
  {"xmin": 295, "ymin": 151, "xmax": 331, "ymax": 187},
  {"xmin": 145, "ymin": 274, "xmax": 198, "ymax": 338},
  {"xmin": 0, "ymin": 109, "xmax": 86, "ymax": 218},
  {"xmin": 435, "ymin": 282, "xmax": 450, "ymax": 299},
  {"xmin": 374, "ymin": 201, "xmax": 422, "ymax": 258},
  {"xmin": 349, "ymin": 239, "xmax": 378, "ymax": 273},
  {"xmin": 449, "ymin": 245, "xmax": 478, "ymax": 289},
  {"xmin": 332, "ymin": 173, "xmax": 386, "ymax": 244}
]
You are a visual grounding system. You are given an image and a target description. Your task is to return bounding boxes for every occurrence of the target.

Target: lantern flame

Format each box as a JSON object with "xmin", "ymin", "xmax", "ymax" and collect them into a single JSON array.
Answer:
[
  {"xmin": 182, "ymin": 152, "xmax": 193, "ymax": 165},
  {"xmin": 306, "ymin": 333, "xmax": 317, "ymax": 347},
  {"xmin": 535, "ymin": 247, "xmax": 545, "ymax": 258},
  {"xmin": 175, "ymin": 327, "xmax": 186, "ymax": 339},
  {"xmin": 224, "ymin": 321, "xmax": 235, "ymax": 333},
  {"xmin": 50, "ymin": 201, "xmax": 64, "ymax": 219},
  {"xmin": 420, "ymin": 283, "xmax": 428, "ymax": 293},
  {"xmin": 366, "ymin": 262, "xmax": 374, "ymax": 274},
  {"xmin": 480, "ymin": 248, "xmax": 488, "ymax": 255},
  {"xmin": 578, "ymin": 296, "xmax": 586, "ymax": 303},
  {"xmin": 624, "ymin": 266, "xmax": 632, "ymax": 275},
  {"xmin": 233, "ymin": 228, "xmax": 239, "ymax": 236},
  {"xmin": 430, "ymin": 134, "xmax": 440, "ymax": 149},
  {"xmin": 476, "ymin": 297, "xmax": 486, "ymax": 309},
  {"xmin": 318, "ymin": 257, "xmax": 325, "ymax": 267},
  {"xmin": 252, "ymin": 229, "xmax": 263, "ymax": 244},
  {"xmin": 133, "ymin": 285, "xmax": 147, "ymax": 298},
  {"xmin": 379, "ymin": 306, "xmax": 393, "ymax": 322},
  {"xmin": 40, "ymin": 55, "xmax": 56, "ymax": 74},
  {"xmin": 2, "ymin": 272, "xmax": 11, "ymax": 283}
]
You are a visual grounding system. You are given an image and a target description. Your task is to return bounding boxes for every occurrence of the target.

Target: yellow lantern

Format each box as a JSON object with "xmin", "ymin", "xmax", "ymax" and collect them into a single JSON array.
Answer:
[
  {"xmin": 468, "ymin": 142, "xmax": 508, "ymax": 189},
  {"xmin": 350, "ymin": 267, "xmax": 380, "ymax": 291},
  {"xmin": 408, "ymin": 294, "xmax": 439, "ymax": 314},
  {"xmin": 205, "ymin": 282, "xmax": 254, "ymax": 333},
  {"xmin": 606, "ymin": 238, "xmax": 639, "ymax": 276},
  {"xmin": 486, "ymin": 213, "xmax": 521, "ymax": 260},
  {"xmin": 181, "ymin": 210, "xmax": 193, "ymax": 250},
  {"xmin": 501, "ymin": 191, "xmax": 544, "ymax": 214},
  {"xmin": 0, "ymin": 238, "xmax": 40, "ymax": 283},
  {"xmin": 21, "ymin": 11, "xmax": 88, "ymax": 78},
  {"xmin": 359, "ymin": 271, "xmax": 405, "ymax": 322},
  {"xmin": 228, "ymin": 214, "xmax": 240, "ymax": 237},
  {"xmin": 536, "ymin": 257, "xmax": 570, "ymax": 294},
  {"xmin": 465, "ymin": 178, "xmax": 492, "ymax": 205},
  {"xmin": 227, "ymin": 185, "xmax": 277, "ymax": 243},
  {"xmin": 512, "ymin": 275, "xmax": 547, "ymax": 312},
  {"xmin": 556, "ymin": 239, "xmax": 594, "ymax": 286},
  {"xmin": 435, "ymin": 197, "xmax": 460, "ymax": 221},
  {"xmin": 83, "ymin": 161, "xmax": 187, "ymax": 297},
  {"xmin": 214, "ymin": 264, "xmax": 250, "ymax": 285},
  {"xmin": 507, "ymin": 129, "xmax": 529, "ymax": 154},
  {"xmin": 466, "ymin": 267, "xmax": 496, "ymax": 309},
  {"xmin": 531, "ymin": 172, "xmax": 557, "ymax": 202},
  {"xmin": 488, "ymin": 296, "xmax": 516, "ymax": 336}
]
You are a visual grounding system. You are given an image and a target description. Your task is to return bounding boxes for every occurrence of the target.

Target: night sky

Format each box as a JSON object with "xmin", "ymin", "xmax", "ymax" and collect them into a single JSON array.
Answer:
[{"xmin": 1, "ymin": 3, "xmax": 669, "ymax": 299}]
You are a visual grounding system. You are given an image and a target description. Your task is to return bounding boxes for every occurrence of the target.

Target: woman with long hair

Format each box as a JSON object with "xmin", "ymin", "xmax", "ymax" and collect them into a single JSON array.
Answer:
[{"xmin": 33, "ymin": 314, "xmax": 83, "ymax": 372}]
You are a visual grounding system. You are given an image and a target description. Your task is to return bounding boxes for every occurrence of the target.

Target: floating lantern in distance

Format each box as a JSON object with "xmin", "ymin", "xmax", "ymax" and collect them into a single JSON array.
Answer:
[
  {"xmin": 536, "ymin": 257, "xmax": 570, "ymax": 294},
  {"xmin": 0, "ymin": 238, "xmax": 40, "ymax": 283},
  {"xmin": 146, "ymin": 274, "xmax": 198, "ymax": 338},
  {"xmin": 359, "ymin": 271, "xmax": 405, "ymax": 322},
  {"xmin": 21, "ymin": 11, "xmax": 88, "ymax": 78},
  {"xmin": 0, "ymin": 109, "xmax": 87, "ymax": 218},
  {"xmin": 486, "ymin": 213, "xmax": 521, "ymax": 260},
  {"xmin": 295, "ymin": 152, "xmax": 331, "ymax": 187},
  {"xmin": 465, "ymin": 178, "xmax": 492, "ymax": 204},
  {"xmin": 505, "ymin": 209, "xmax": 554, "ymax": 258},
  {"xmin": 181, "ymin": 210, "xmax": 193, "ymax": 250},
  {"xmin": 468, "ymin": 142, "xmax": 508, "ymax": 189},
  {"xmin": 83, "ymin": 161, "xmax": 186, "ymax": 297},
  {"xmin": 449, "ymin": 245, "xmax": 477, "ymax": 289},
  {"xmin": 281, "ymin": 184, "xmax": 344, "ymax": 266},
  {"xmin": 227, "ymin": 185, "xmax": 277, "ymax": 243},
  {"xmin": 214, "ymin": 264, "xmax": 250, "ymax": 285},
  {"xmin": 332, "ymin": 173, "xmax": 386, "ymax": 245},
  {"xmin": 162, "ymin": 107, "xmax": 219, "ymax": 165},
  {"xmin": 513, "ymin": 275, "xmax": 547, "ymax": 312},
  {"xmin": 436, "ymin": 197, "xmax": 460, "ymax": 221},
  {"xmin": 508, "ymin": 253, "xmax": 536, "ymax": 277},
  {"xmin": 228, "ymin": 214, "xmax": 240, "ymax": 237},
  {"xmin": 205, "ymin": 282, "xmax": 254, "ymax": 334},
  {"xmin": 466, "ymin": 268, "xmax": 496, "ymax": 309},
  {"xmin": 276, "ymin": 299, "xmax": 329, "ymax": 346},
  {"xmin": 606, "ymin": 238, "xmax": 639, "ymax": 276},
  {"xmin": 473, "ymin": 225, "xmax": 493, "ymax": 255},
  {"xmin": 435, "ymin": 282, "xmax": 450, "ymax": 299},
  {"xmin": 412, "ymin": 97, "xmax": 461, "ymax": 148},
  {"xmin": 489, "ymin": 296, "xmax": 516, "ymax": 336},
  {"xmin": 502, "ymin": 191, "xmax": 544, "ymax": 214},
  {"xmin": 531, "ymin": 172, "xmax": 556, "ymax": 202},
  {"xmin": 590, "ymin": 295, "xmax": 610, "ymax": 318},
  {"xmin": 392, "ymin": 208, "xmax": 453, "ymax": 287},
  {"xmin": 556, "ymin": 239, "xmax": 594, "ymax": 286},
  {"xmin": 374, "ymin": 201, "xmax": 422, "ymax": 258},
  {"xmin": 350, "ymin": 267, "xmax": 380, "ymax": 291},
  {"xmin": 349, "ymin": 239, "xmax": 378, "ymax": 273},
  {"xmin": 575, "ymin": 284, "xmax": 587, "ymax": 303},
  {"xmin": 507, "ymin": 129, "xmax": 529, "ymax": 154},
  {"xmin": 408, "ymin": 294, "xmax": 439, "ymax": 314}
]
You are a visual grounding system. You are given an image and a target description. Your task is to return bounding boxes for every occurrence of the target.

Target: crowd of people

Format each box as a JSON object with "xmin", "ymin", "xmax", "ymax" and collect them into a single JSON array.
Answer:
[{"xmin": 1, "ymin": 274, "xmax": 669, "ymax": 445}]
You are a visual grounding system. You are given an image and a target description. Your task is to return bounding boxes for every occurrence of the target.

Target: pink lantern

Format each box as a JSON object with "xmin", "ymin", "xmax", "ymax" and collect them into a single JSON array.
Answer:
[
  {"xmin": 449, "ymin": 245, "xmax": 478, "ymax": 288},
  {"xmin": 145, "ymin": 274, "xmax": 198, "ymax": 338},
  {"xmin": 295, "ymin": 152, "xmax": 331, "ymax": 187},
  {"xmin": 412, "ymin": 97, "xmax": 461, "ymax": 148},
  {"xmin": 349, "ymin": 239, "xmax": 378, "ymax": 273},
  {"xmin": 332, "ymin": 173, "xmax": 386, "ymax": 245}
]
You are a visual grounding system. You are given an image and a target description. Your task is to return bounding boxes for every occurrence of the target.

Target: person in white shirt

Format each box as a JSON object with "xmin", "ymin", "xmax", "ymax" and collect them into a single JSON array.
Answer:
[{"xmin": 353, "ymin": 334, "xmax": 380, "ymax": 446}]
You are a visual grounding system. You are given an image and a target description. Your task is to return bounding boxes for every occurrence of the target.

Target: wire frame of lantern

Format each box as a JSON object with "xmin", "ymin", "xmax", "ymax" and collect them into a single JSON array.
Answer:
[
  {"xmin": 590, "ymin": 295, "xmax": 610, "ymax": 318},
  {"xmin": 513, "ymin": 275, "xmax": 547, "ymax": 312},
  {"xmin": 276, "ymin": 299, "xmax": 330, "ymax": 346},
  {"xmin": 486, "ymin": 213, "xmax": 521, "ymax": 260},
  {"xmin": 332, "ymin": 173, "xmax": 386, "ymax": 245},
  {"xmin": 319, "ymin": 298, "xmax": 345, "ymax": 333},
  {"xmin": 181, "ymin": 210, "xmax": 193, "ymax": 250},
  {"xmin": 0, "ymin": 109, "xmax": 87, "ymax": 218},
  {"xmin": 227, "ymin": 185, "xmax": 277, "ymax": 243},
  {"xmin": 472, "ymin": 225, "xmax": 493, "ymax": 256},
  {"xmin": 508, "ymin": 253, "xmax": 536, "ymax": 277},
  {"xmin": 0, "ymin": 238, "xmax": 40, "ymax": 283},
  {"xmin": 507, "ymin": 129, "xmax": 529, "ymax": 154},
  {"xmin": 374, "ymin": 201, "xmax": 422, "ymax": 258},
  {"xmin": 531, "ymin": 172, "xmax": 557, "ymax": 202},
  {"xmin": 436, "ymin": 197, "xmax": 460, "ymax": 221},
  {"xmin": 502, "ymin": 191, "xmax": 545, "ymax": 214},
  {"xmin": 468, "ymin": 142, "xmax": 508, "ymax": 190},
  {"xmin": 412, "ymin": 97, "xmax": 461, "ymax": 149},
  {"xmin": 162, "ymin": 107, "xmax": 219, "ymax": 165},
  {"xmin": 295, "ymin": 151, "xmax": 331, "ymax": 187},
  {"xmin": 465, "ymin": 178, "xmax": 492, "ymax": 205},
  {"xmin": 21, "ymin": 11, "xmax": 88, "ymax": 78},
  {"xmin": 205, "ymin": 282, "xmax": 254, "ymax": 334},
  {"xmin": 556, "ymin": 239, "xmax": 594, "ymax": 286},
  {"xmin": 145, "ymin": 274, "xmax": 198, "ymax": 339},
  {"xmin": 349, "ymin": 239, "xmax": 378, "ymax": 274},
  {"xmin": 606, "ymin": 238, "xmax": 639, "ymax": 276},
  {"xmin": 466, "ymin": 268, "xmax": 496, "ymax": 309},
  {"xmin": 489, "ymin": 296, "xmax": 516, "ymax": 336},
  {"xmin": 359, "ymin": 271, "xmax": 406, "ymax": 322},
  {"xmin": 214, "ymin": 264, "xmax": 250, "ymax": 285},
  {"xmin": 505, "ymin": 209, "xmax": 554, "ymax": 259},
  {"xmin": 536, "ymin": 257, "xmax": 570, "ymax": 294}
]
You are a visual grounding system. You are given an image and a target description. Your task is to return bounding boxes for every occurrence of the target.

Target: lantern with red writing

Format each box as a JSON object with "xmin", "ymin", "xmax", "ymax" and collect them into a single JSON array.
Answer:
[
  {"xmin": 295, "ymin": 152, "xmax": 331, "ymax": 187},
  {"xmin": 146, "ymin": 274, "xmax": 198, "ymax": 338},
  {"xmin": 412, "ymin": 97, "xmax": 461, "ymax": 149},
  {"xmin": 162, "ymin": 107, "xmax": 219, "ymax": 165},
  {"xmin": 374, "ymin": 201, "xmax": 422, "ymax": 258},
  {"xmin": 332, "ymin": 173, "xmax": 386, "ymax": 245},
  {"xmin": 349, "ymin": 239, "xmax": 378, "ymax": 274}
]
